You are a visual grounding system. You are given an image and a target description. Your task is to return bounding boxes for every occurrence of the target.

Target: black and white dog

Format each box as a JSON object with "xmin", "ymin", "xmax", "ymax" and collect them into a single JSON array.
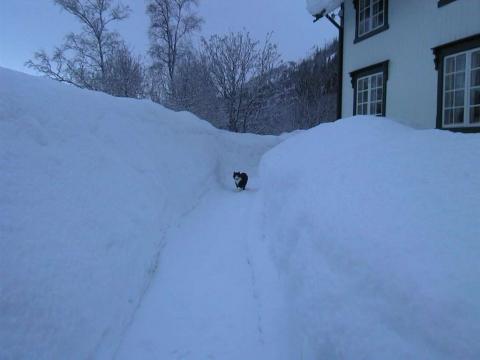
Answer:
[{"xmin": 233, "ymin": 171, "xmax": 248, "ymax": 191}]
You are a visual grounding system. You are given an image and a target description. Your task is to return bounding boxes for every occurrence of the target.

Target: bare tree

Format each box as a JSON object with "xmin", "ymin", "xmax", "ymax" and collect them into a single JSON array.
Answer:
[
  {"xmin": 201, "ymin": 31, "xmax": 280, "ymax": 132},
  {"xmin": 170, "ymin": 48, "xmax": 226, "ymax": 127},
  {"xmin": 239, "ymin": 33, "xmax": 280, "ymax": 132},
  {"xmin": 147, "ymin": 0, "xmax": 203, "ymax": 102},
  {"xmin": 103, "ymin": 45, "xmax": 145, "ymax": 98},
  {"xmin": 144, "ymin": 62, "xmax": 166, "ymax": 103},
  {"xmin": 26, "ymin": 0, "xmax": 131, "ymax": 93}
]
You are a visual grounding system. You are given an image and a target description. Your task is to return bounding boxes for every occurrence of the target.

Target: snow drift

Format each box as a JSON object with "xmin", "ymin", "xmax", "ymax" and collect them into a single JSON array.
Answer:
[
  {"xmin": 0, "ymin": 67, "xmax": 216, "ymax": 359},
  {"xmin": 0, "ymin": 67, "xmax": 279, "ymax": 359},
  {"xmin": 260, "ymin": 117, "xmax": 480, "ymax": 359},
  {"xmin": 1, "ymin": 67, "xmax": 479, "ymax": 360}
]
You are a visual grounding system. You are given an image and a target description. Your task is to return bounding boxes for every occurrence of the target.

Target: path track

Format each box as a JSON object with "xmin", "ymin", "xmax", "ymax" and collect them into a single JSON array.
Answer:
[{"xmin": 116, "ymin": 139, "xmax": 290, "ymax": 360}]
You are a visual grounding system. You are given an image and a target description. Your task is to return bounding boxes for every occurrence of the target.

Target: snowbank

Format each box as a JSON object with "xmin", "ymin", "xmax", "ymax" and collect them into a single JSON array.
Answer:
[
  {"xmin": 260, "ymin": 116, "xmax": 480, "ymax": 359},
  {"xmin": 306, "ymin": 0, "xmax": 343, "ymax": 16},
  {"xmin": 0, "ymin": 67, "xmax": 278, "ymax": 359},
  {"xmin": 0, "ymin": 67, "xmax": 213, "ymax": 359},
  {"xmin": 2, "ymin": 67, "xmax": 480, "ymax": 360}
]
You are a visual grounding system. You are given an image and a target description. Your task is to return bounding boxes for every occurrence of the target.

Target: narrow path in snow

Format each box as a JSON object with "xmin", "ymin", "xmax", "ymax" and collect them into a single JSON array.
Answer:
[{"xmin": 115, "ymin": 173, "xmax": 289, "ymax": 360}]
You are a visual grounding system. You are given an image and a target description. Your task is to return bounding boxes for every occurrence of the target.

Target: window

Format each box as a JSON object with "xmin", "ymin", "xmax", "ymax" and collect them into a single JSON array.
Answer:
[
  {"xmin": 350, "ymin": 61, "xmax": 389, "ymax": 116},
  {"xmin": 354, "ymin": 0, "xmax": 389, "ymax": 43},
  {"xmin": 433, "ymin": 34, "xmax": 480, "ymax": 131},
  {"xmin": 443, "ymin": 50, "xmax": 480, "ymax": 127},
  {"xmin": 356, "ymin": 73, "xmax": 384, "ymax": 115}
]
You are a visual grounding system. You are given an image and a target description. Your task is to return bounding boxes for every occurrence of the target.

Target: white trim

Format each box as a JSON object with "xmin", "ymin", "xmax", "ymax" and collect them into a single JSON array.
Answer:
[{"xmin": 442, "ymin": 47, "xmax": 480, "ymax": 128}]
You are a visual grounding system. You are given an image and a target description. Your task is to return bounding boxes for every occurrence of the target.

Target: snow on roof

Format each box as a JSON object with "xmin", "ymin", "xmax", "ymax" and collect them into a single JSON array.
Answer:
[{"xmin": 306, "ymin": 0, "xmax": 343, "ymax": 17}]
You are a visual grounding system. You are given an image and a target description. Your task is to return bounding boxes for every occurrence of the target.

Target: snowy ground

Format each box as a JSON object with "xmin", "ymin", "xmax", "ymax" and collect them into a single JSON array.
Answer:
[
  {"xmin": 115, "ymin": 185, "xmax": 290, "ymax": 360},
  {"xmin": 1, "ymin": 67, "xmax": 479, "ymax": 359}
]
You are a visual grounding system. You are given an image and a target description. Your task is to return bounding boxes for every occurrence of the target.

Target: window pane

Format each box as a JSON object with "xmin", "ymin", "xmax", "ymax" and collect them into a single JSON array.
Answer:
[
  {"xmin": 376, "ymin": 102, "xmax": 382, "ymax": 115},
  {"xmin": 357, "ymin": 105, "xmax": 363, "ymax": 114},
  {"xmin": 370, "ymin": 102, "xmax": 376, "ymax": 115},
  {"xmin": 376, "ymin": 74, "xmax": 383, "ymax": 87},
  {"xmin": 445, "ymin": 74, "xmax": 454, "ymax": 90},
  {"xmin": 363, "ymin": 78, "xmax": 369, "ymax": 89},
  {"xmin": 359, "ymin": 78, "xmax": 367, "ymax": 90},
  {"xmin": 454, "ymin": 108, "xmax": 464, "ymax": 124},
  {"xmin": 359, "ymin": 92, "xmax": 366, "ymax": 104},
  {"xmin": 363, "ymin": 104, "xmax": 368, "ymax": 114},
  {"xmin": 364, "ymin": 4, "xmax": 371, "ymax": 17},
  {"xmin": 472, "ymin": 51, "xmax": 480, "ymax": 69},
  {"xmin": 471, "ymin": 89, "xmax": 480, "ymax": 106},
  {"xmin": 377, "ymin": 0, "xmax": 384, "ymax": 12},
  {"xmin": 364, "ymin": 18, "xmax": 370, "ymax": 33},
  {"xmin": 471, "ymin": 69, "xmax": 480, "ymax": 87},
  {"xmin": 376, "ymin": 13, "xmax": 384, "ymax": 28},
  {"xmin": 470, "ymin": 106, "xmax": 480, "ymax": 123},
  {"xmin": 371, "ymin": 0, "xmax": 384, "ymax": 29},
  {"xmin": 455, "ymin": 54, "xmax": 466, "ymax": 71},
  {"xmin": 445, "ymin": 92, "xmax": 453, "ymax": 107},
  {"xmin": 454, "ymin": 72, "xmax": 465, "ymax": 89},
  {"xmin": 454, "ymin": 90, "xmax": 464, "ymax": 107},
  {"xmin": 446, "ymin": 58, "xmax": 455, "ymax": 74},
  {"xmin": 444, "ymin": 109, "xmax": 453, "ymax": 125},
  {"xmin": 358, "ymin": 0, "xmax": 385, "ymax": 36},
  {"xmin": 359, "ymin": 20, "xmax": 364, "ymax": 35},
  {"xmin": 363, "ymin": 91, "xmax": 368, "ymax": 102}
]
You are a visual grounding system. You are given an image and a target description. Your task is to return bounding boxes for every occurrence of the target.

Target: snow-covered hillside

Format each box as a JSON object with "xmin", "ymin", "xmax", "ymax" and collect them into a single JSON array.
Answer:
[{"xmin": 1, "ymin": 67, "xmax": 479, "ymax": 359}]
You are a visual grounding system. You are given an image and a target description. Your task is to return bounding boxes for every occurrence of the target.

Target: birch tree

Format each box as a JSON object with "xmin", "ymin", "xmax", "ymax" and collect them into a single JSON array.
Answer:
[
  {"xmin": 147, "ymin": 0, "xmax": 202, "ymax": 102},
  {"xmin": 26, "ymin": 0, "xmax": 131, "ymax": 93}
]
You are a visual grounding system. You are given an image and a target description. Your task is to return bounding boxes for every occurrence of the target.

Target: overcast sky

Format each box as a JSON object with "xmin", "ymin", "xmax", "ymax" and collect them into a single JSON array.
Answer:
[{"xmin": 0, "ymin": 0, "xmax": 337, "ymax": 74}]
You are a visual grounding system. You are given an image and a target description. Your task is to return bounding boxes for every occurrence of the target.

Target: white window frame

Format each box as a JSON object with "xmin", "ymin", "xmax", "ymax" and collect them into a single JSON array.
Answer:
[
  {"xmin": 443, "ymin": 47, "xmax": 480, "ymax": 128},
  {"xmin": 356, "ymin": 72, "xmax": 384, "ymax": 116},
  {"xmin": 358, "ymin": 0, "xmax": 386, "ymax": 37}
]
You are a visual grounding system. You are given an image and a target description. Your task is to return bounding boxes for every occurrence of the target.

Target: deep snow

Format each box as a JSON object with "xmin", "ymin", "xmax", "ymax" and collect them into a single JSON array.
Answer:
[
  {"xmin": 260, "ymin": 118, "xmax": 480, "ymax": 359},
  {"xmin": 306, "ymin": 0, "xmax": 343, "ymax": 16},
  {"xmin": 0, "ymin": 67, "xmax": 282, "ymax": 359},
  {"xmin": 1, "ymin": 67, "xmax": 479, "ymax": 359}
]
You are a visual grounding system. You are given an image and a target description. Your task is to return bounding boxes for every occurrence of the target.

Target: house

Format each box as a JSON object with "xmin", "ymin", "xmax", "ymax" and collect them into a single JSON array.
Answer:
[{"xmin": 306, "ymin": 0, "xmax": 480, "ymax": 132}]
